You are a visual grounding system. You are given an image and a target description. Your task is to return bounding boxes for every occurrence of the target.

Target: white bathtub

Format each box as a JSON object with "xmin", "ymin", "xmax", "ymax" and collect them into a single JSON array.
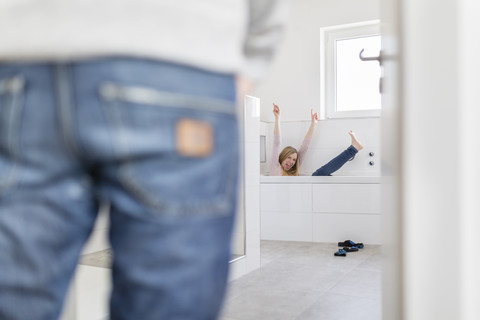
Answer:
[
  {"xmin": 260, "ymin": 175, "xmax": 382, "ymax": 244},
  {"xmin": 261, "ymin": 175, "xmax": 381, "ymax": 184}
]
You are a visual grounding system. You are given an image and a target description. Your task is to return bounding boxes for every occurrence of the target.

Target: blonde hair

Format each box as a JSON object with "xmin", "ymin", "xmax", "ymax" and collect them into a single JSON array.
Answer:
[{"xmin": 278, "ymin": 146, "xmax": 299, "ymax": 176}]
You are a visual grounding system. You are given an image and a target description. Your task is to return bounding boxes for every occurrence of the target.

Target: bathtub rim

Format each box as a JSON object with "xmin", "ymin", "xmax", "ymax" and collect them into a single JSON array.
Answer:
[{"xmin": 260, "ymin": 175, "xmax": 380, "ymax": 184}]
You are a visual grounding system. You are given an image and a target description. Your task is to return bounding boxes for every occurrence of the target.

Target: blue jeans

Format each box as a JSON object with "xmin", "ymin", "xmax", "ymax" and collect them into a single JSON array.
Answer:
[
  {"xmin": 0, "ymin": 58, "xmax": 239, "ymax": 320},
  {"xmin": 311, "ymin": 145, "xmax": 358, "ymax": 176}
]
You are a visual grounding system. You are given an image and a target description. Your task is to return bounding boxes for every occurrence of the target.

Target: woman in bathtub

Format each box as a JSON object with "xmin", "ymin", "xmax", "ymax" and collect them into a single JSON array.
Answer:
[{"xmin": 269, "ymin": 103, "xmax": 363, "ymax": 176}]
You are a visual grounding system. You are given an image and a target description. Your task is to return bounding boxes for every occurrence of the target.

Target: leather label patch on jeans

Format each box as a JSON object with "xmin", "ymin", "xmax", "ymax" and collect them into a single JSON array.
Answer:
[{"xmin": 176, "ymin": 119, "xmax": 214, "ymax": 157}]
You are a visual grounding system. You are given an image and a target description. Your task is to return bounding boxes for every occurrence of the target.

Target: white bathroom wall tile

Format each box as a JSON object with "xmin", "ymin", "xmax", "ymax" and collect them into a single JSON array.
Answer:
[
  {"xmin": 312, "ymin": 213, "xmax": 381, "ymax": 244},
  {"xmin": 300, "ymin": 119, "xmax": 377, "ymax": 148},
  {"xmin": 312, "ymin": 184, "xmax": 381, "ymax": 213},
  {"xmin": 348, "ymin": 148, "xmax": 381, "ymax": 176},
  {"xmin": 360, "ymin": 129, "xmax": 381, "ymax": 148},
  {"xmin": 310, "ymin": 120, "xmax": 360, "ymax": 149},
  {"xmin": 261, "ymin": 212, "xmax": 313, "ymax": 241},
  {"xmin": 260, "ymin": 184, "xmax": 312, "ymax": 213},
  {"xmin": 260, "ymin": 121, "xmax": 268, "ymax": 135}
]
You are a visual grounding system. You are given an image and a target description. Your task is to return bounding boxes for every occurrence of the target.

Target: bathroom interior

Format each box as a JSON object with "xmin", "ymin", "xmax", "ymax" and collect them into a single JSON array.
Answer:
[{"xmin": 61, "ymin": 0, "xmax": 480, "ymax": 319}]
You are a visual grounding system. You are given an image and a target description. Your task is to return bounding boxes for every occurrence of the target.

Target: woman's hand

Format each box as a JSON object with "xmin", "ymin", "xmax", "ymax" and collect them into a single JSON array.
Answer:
[
  {"xmin": 273, "ymin": 103, "xmax": 280, "ymax": 119},
  {"xmin": 311, "ymin": 109, "xmax": 318, "ymax": 123},
  {"xmin": 303, "ymin": 108, "xmax": 318, "ymax": 140},
  {"xmin": 273, "ymin": 103, "xmax": 281, "ymax": 135}
]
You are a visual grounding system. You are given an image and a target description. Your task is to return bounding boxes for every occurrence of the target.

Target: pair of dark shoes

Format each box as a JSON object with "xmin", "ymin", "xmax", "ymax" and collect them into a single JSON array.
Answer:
[
  {"xmin": 338, "ymin": 240, "xmax": 364, "ymax": 249},
  {"xmin": 334, "ymin": 240, "xmax": 364, "ymax": 257}
]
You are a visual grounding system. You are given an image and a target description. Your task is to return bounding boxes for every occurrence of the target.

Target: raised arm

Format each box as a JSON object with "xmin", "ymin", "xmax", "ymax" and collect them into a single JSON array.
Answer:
[
  {"xmin": 297, "ymin": 109, "xmax": 318, "ymax": 166},
  {"xmin": 268, "ymin": 103, "xmax": 282, "ymax": 175},
  {"xmin": 273, "ymin": 103, "xmax": 280, "ymax": 135},
  {"xmin": 304, "ymin": 108, "xmax": 318, "ymax": 139}
]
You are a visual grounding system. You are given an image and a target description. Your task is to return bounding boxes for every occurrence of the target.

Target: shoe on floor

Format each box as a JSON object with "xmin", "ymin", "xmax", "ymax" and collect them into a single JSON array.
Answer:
[
  {"xmin": 338, "ymin": 240, "xmax": 364, "ymax": 249},
  {"xmin": 334, "ymin": 249, "xmax": 347, "ymax": 257}
]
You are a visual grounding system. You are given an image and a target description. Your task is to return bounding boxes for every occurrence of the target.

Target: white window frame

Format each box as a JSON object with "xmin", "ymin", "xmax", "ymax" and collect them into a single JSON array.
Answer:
[{"xmin": 320, "ymin": 20, "xmax": 381, "ymax": 119}]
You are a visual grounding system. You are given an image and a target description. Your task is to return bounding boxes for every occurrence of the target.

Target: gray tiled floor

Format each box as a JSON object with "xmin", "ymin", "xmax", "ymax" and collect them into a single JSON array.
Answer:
[
  {"xmin": 220, "ymin": 240, "xmax": 382, "ymax": 320},
  {"xmin": 79, "ymin": 249, "xmax": 244, "ymax": 269}
]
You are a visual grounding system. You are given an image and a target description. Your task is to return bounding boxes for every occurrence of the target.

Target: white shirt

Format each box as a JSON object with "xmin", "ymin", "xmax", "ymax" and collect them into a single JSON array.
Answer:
[{"xmin": 0, "ymin": 0, "xmax": 290, "ymax": 81}]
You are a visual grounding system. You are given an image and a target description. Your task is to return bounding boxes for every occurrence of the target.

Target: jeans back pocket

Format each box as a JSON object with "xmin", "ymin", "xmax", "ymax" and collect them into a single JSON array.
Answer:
[{"xmin": 99, "ymin": 82, "xmax": 239, "ymax": 218}]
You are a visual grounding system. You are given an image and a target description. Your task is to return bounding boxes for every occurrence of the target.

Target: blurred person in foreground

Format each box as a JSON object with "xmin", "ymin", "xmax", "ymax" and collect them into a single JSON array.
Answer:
[{"xmin": 0, "ymin": 1, "xmax": 291, "ymax": 319}]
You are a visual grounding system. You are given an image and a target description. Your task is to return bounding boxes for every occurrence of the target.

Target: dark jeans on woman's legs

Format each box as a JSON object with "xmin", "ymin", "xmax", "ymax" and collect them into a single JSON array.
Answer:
[{"xmin": 311, "ymin": 145, "xmax": 358, "ymax": 176}]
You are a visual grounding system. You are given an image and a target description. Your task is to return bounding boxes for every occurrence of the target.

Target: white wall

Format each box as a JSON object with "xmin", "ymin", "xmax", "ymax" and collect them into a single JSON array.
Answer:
[
  {"xmin": 379, "ymin": 0, "xmax": 480, "ymax": 318},
  {"xmin": 254, "ymin": 0, "xmax": 381, "ymax": 122},
  {"xmin": 459, "ymin": 1, "xmax": 480, "ymax": 318},
  {"xmin": 399, "ymin": 0, "xmax": 480, "ymax": 319}
]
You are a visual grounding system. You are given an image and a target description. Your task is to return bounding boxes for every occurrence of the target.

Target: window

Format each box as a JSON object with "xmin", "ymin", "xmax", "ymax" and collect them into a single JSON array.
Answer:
[{"xmin": 321, "ymin": 21, "xmax": 381, "ymax": 119}]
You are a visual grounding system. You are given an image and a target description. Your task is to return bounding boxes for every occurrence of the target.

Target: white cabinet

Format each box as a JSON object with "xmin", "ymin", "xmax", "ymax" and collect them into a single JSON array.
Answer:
[
  {"xmin": 261, "ymin": 184, "xmax": 312, "ymax": 213},
  {"xmin": 312, "ymin": 183, "xmax": 381, "ymax": 243},
  {"xmin": 312, "ymin": 184, "xmax": 380, "ymax": 214},
  {"xmin": 260, "ymin": 184, "xmax": 313, "ymax": 241},
  {"xmin": 260, "ymin": 178, "xmax": 381, "ymax": 244}
]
